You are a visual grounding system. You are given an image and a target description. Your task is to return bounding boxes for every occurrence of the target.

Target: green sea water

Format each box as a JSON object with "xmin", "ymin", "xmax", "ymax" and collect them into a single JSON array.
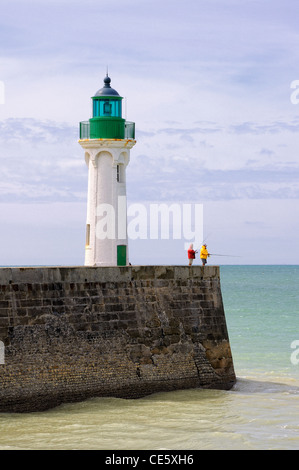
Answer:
[
  {"xmin": 0, "ymin": 265, "xmax": 298, "ymax": 450},
  {"xmin": 221, "ymin": 265, "xmax": 299, "ymax": 379}
]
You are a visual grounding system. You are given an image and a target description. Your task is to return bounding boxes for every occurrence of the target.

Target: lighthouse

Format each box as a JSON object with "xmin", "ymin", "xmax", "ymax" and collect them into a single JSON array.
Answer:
[{"xmin": 79, "ymin": 74, "xmax": 136, "ymax": 266}]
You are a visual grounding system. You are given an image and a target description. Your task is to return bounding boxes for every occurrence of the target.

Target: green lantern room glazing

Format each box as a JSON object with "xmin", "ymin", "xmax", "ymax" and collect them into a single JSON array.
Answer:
[
  {"xmin": 92, "ymin": 75, "xmax": 122, "ymax": 118},
  {"xmin": 89, "ymin": 74, "xmax": 125, "ymax": 139},
  {"xmin": 79, "ymin": 74, "xmax": 135, "ymax": 140}
]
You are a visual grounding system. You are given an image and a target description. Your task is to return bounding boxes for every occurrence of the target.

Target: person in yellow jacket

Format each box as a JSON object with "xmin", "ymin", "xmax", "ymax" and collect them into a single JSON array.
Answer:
[{"xmin": 200, "ymin": 244, "xmax": 210, "ymax": 266}]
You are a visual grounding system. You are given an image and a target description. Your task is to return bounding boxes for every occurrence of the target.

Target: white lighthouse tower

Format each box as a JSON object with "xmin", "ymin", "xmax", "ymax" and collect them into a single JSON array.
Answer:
[{"xmin": 79, "ymin": 74, "xmax": 136, "ymax": 266}]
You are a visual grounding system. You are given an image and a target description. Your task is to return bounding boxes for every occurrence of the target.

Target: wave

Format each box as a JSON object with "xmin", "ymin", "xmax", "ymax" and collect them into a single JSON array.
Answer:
[{"xmin": 232, "ymin": 376, "xmax": 299, "ymax": 395}]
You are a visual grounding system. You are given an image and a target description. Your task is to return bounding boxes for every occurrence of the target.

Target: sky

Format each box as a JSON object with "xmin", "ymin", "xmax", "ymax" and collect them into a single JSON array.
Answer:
[{"xmin": 0, "ymin": 0, "xmax": 299, "ymax": 266}]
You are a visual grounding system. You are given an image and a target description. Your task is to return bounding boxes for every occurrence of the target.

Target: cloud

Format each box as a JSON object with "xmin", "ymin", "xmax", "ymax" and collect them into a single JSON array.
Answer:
[
  {"xmin": 259, "ymin": 148, "xmax": 275, "ymax": 156},
  {"xmin": 1, "ymin": 0, "xmax": 299, "ymax": 265},
  {"xmin": 1, "ymin": 114, "xmax": 299, "ymax": 205},
  {"xmin": 0, "ymin": 118, "xmax": 86, "ymax": 203},
  {"xmin": 158, "ymin": 126, "xmax": 223, "ymax": 136},
  {"xmin": 0, "ymin": 118, "xmax": 77, "ymax": 143},
  {"xmin": 230, "ymin": 118, "xmax": 299, "ymax": 135},
  {"xmin": 128, "ymin": 153, "xmax": 299, "ymax": 203}
]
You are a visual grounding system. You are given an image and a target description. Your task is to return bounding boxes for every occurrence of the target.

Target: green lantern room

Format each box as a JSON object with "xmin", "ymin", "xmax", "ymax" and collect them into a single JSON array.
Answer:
[{"xmin": 79, "ymin": 74, "xmax": 135, "ymax": 140}]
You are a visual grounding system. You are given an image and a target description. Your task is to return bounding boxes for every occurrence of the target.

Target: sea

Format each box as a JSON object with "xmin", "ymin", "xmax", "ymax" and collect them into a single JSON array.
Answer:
[{"xmin": 0, "ymin": 265, "xmax": 298, "ymax": 451}]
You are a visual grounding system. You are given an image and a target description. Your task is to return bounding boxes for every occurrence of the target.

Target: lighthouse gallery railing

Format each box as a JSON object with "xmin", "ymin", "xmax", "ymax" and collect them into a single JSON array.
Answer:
[{"xmin": 79, "ymin": 121, "xmax": 135, "ymax": 139}]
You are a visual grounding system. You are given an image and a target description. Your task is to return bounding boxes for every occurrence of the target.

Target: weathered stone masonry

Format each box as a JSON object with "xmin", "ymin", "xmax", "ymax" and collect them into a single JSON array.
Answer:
[{"xmin": 0, "ymin": 265, "xmax": 236, "ymax": 412}]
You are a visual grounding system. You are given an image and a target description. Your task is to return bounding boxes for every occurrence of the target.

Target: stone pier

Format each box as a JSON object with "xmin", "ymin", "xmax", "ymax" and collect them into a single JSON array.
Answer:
[{"xmin": 0, "ymin": 265, "xmax": 236, "ymax": 412}]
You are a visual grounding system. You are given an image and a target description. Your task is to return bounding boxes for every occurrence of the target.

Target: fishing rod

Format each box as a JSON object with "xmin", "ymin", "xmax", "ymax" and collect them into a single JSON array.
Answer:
[
  {"xmin": 202, "ymin": 232, "xmax": 212, "ymax": 245},
  {"xmin": 192, "ymin": 243, "xmax": 241, "ymax": 258},
  {"xmin": 209, "ymin": 253, "xmax": 241, "ymax": 258}
]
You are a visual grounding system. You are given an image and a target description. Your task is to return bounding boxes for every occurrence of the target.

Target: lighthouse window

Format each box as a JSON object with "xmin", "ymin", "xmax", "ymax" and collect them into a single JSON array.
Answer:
[
  {"xmin": 86, "ymin": 224, "xmax": 90, "ymax": 246},
  {"xmin": 114, "ymin": 100, "xmax": 122, "ymax": 117},
  {"xmin": 116, "ymin": 163, "xmax": 126, "ymax": 183},
  {"xmin": 117, "ymin": 164, "xmax": 124, "ymax": 183},
  {"xmin": 93, "ymin": 99, "xmax": 122, "ymax": 117},
  {"xmin": 103, "ymin": 100, "xmax": 112, "ymax": 115},
  {"xmin": 93, "ymin": 99, "xmax": 100, "ymax": 117}
]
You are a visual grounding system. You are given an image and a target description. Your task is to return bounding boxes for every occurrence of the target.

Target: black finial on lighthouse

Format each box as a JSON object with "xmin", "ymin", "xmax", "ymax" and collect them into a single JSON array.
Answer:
[
  {"xmin": 103, "ymin": 73, "xmax": 111, "ymax": 88},
  {"xmin": 94, "ymin": 72, "xmax": 120, "ymax": 97}
]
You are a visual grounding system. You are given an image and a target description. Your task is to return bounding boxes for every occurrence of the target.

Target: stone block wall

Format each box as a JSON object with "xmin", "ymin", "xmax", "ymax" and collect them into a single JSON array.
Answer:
[{"xmin": 0, "ymin": 265, "xmax": 236, "ymax": 412}]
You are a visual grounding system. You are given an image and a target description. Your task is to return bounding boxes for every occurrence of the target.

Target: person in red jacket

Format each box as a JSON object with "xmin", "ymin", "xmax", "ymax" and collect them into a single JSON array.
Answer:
[{"xmin": 187, "ymin": 243, "xmax": 197, "ymax": 266}]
